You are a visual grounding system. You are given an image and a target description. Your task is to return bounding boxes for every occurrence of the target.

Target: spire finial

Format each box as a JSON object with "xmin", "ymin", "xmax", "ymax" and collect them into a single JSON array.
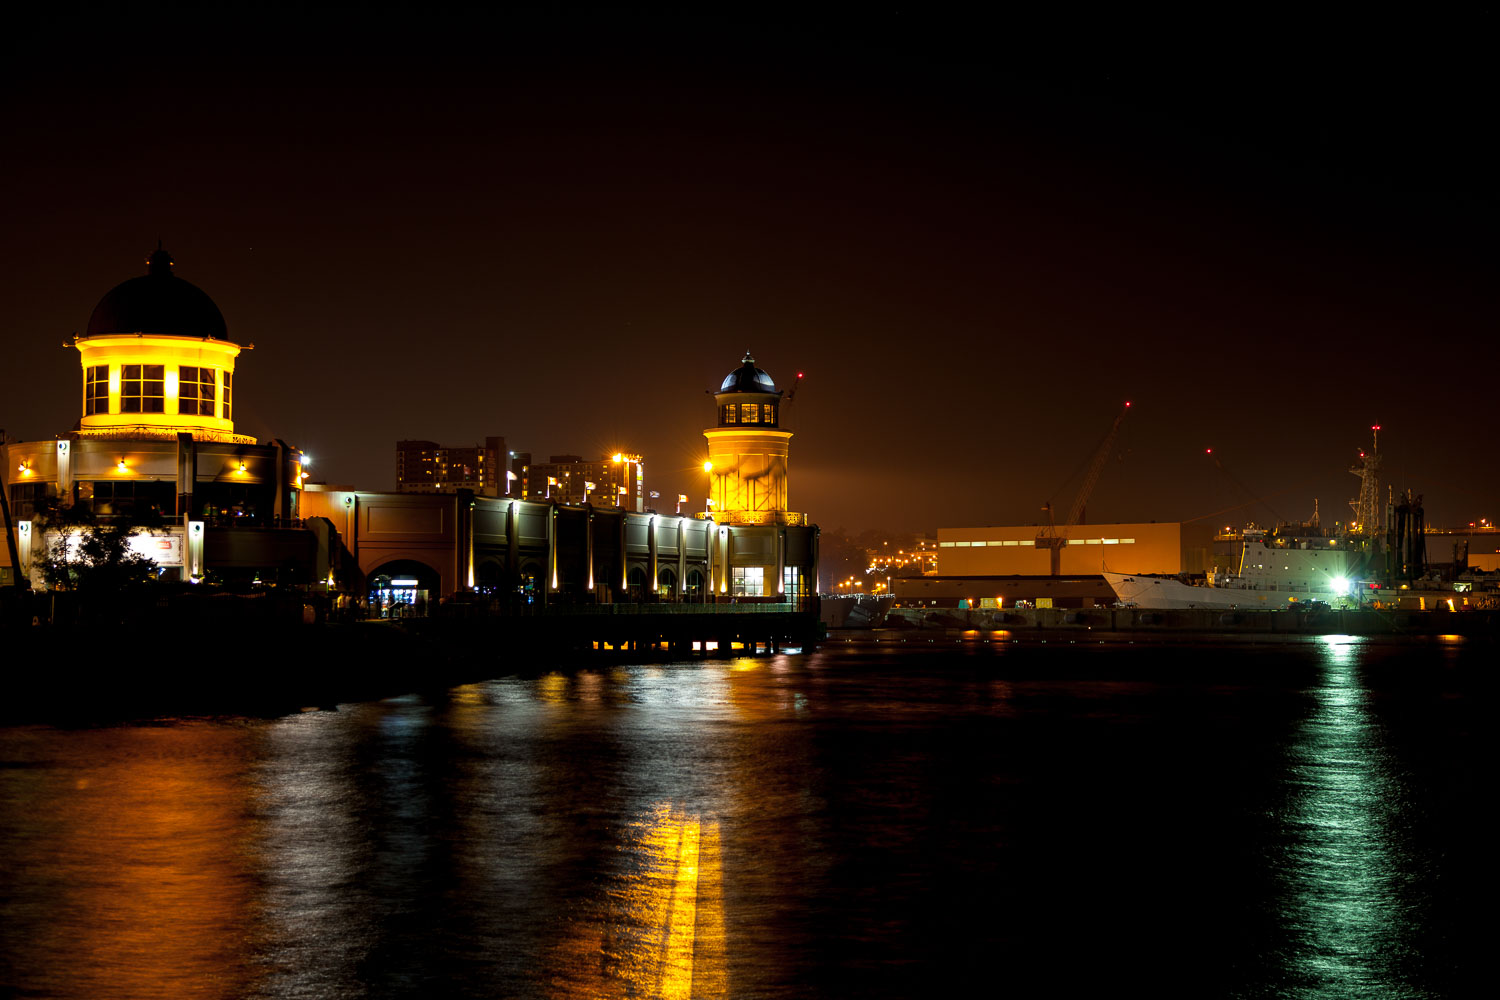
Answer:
[
  {"xmin": 147, "ymin": 244, "xmax": 174, "ymax": 276},
  {"xmin": 742, "ymin": 350, "xmax": 755, "ymax": 366}
]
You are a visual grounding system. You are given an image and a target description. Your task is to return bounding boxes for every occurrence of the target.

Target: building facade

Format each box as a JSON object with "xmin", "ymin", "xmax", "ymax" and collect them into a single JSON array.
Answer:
[{"xmin": 936, "ymin": 522, "xmax": 1213, "ymax": 577}]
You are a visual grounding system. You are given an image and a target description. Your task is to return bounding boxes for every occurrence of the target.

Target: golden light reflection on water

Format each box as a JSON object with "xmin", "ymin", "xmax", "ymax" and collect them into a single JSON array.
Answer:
[
  {"xmin": 15, "ymin": 727, "xmax": 259, "ymax": 999},
  {"xmin": 551, "ymin": 804, "xmax": 727, "ymax": 999}
]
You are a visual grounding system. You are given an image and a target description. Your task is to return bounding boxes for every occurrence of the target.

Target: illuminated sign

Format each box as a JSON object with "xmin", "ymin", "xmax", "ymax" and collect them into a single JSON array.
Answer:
[{"xmin": 54, "ymin": 529, "xmax": 184, "ymax": 566}]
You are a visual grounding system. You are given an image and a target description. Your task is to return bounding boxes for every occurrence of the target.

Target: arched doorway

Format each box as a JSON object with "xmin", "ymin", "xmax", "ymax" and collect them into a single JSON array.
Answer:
[
  {"xmin": 518, "ymin": 559, "xmax": 544, "ymax": 606},
  {"xmin": 684, "ymin": 568, "xmax": 705, "ymax": 602},
  {"xmin": 368, "ymin": 559, "xmax": 440, "ymax": 618},
  {"xmin": 476, "ymin": 559, "xmax": 508, "ymax": 596},
  {"xmin": 657, "ymin": 566, "xmax": 678, "ymax": 600},
  {"xmin": 628, "ymin": 565, "xmax": 648, "ymax": 601}
]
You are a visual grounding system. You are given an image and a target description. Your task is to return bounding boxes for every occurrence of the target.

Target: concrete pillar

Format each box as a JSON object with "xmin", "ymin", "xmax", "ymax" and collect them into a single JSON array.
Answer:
[
  {"xmin": 456, "ymin": 489, "xmax": 475, "ymax": 592},
  {"xmin": 55, "ymin": 440, "xmax": 72, "ymax": 503},
  {"xmin": 587, "ymin": 507, "xmax": 596, "ymax": 595},
  {"xmin": 186, "ymin": 519, "xmax": 205, "ymax": 583},
  {"xmin": 677, "ymin": 517, "xmax": 686, "ymax": 599},
  {"xmin": 776, "ymin": 527, "xmax": 786, "ymax": 601},
  {"xmin": 175, "ymin": 432, "xmax": 195, "ymax": 518},
  {"xmin": 648, "ymin": 514, "xmax": 658, "ymax": 601},
  {"xmin": 506, "ymin": 499, "xmax": 518, "ymax": 579},
  {"xmin": 547, "ymin": 504, "xmax": 558, "ymax": 597}
]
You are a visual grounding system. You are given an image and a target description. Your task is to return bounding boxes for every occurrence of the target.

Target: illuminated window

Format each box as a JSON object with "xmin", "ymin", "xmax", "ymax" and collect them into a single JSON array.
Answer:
[
  {"xmin": 222, "ymin": 371, "xmax": 233, "ymax": 421},
  {"xmin": 84, "ymin": 365, "xmax": 109, "ymax": 415},
  {"xmin": 783, "ymin": 566, "xmax": 802, "ymax": 598},
  {"xmin": 971, "ymin": 541, "xmax": 986, "ymax": 547},
  {"xmin": 740, "ymin": 403, "xmax": 759, "ymax": 423},
  {"xmin": 762, "ymin": 403, "xmax": 776, "ymax": 424},
  {"xmin": 939, "ymin": 541, "xmax": 955, "ymax": 547},
  {"xmin": 955, "ymin": 541, "xmax": 970, "ymax": 547},
  {"xmin": 723, "ymin": 404, "xmax": 737, "ymax": 424},
  {"xmin": 731, "ymin": 566, "xmax": 764, "ymax": 596},
  {"xmin": 120, "ymin": 364, "xmax": 165, "ymax": 414},
  {"xmin": 178, "ymin": 366, "xmax": 217, "ymax": 417},
  {"xmin": 9, "ymin": 482, "xmax": 55, "ymax": 519}
]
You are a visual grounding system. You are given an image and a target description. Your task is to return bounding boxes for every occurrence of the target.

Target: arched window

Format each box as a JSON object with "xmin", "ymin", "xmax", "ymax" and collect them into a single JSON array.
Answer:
[
  {"xmin": 684, "ymin": 568, "xmax": 705, "ymax": 601},
  {"xmin": 657, "ymin": 566, "xmax": 677, "ymax": 598}
]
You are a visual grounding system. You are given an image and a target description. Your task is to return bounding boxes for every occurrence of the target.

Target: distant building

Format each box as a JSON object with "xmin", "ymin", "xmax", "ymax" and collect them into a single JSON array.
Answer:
[
  {"xmin": 529, "ymin": 453, "xmax": 645, "ymax": 511},
  {"xmin": 935, "ymin": 522, "xmax": 1213, "ymax": 577},
  {"xmin": 396, "ymin": 437, "xmax": 507, "ymax": 496}
]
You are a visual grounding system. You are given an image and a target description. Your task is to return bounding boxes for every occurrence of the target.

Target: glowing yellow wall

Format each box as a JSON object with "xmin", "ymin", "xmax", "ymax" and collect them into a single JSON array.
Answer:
[
  {"xmin": 75, "ymin": 335, "xmax": 243, "ymax": 440},
  {"xmin": 703, "ymin": 428, "xmax": 792, "ymax": 523}
]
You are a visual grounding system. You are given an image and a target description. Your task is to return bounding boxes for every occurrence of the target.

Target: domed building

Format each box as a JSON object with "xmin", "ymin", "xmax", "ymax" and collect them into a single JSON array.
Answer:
[
  {"xmin": 704, "ymin": 352, "xmax": 798, "ymax": 524},
  {"xmin": 3, "ymin": 248, "xmax": 326, "ymax": 589}
]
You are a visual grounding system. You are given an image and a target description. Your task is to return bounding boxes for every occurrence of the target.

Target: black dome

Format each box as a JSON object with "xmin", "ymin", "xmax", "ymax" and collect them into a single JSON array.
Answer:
[
  {"xmin": 85, "ymin": 248, "xmax": 229, "ymax": 340},
  {"xmin": 718, "ymin": 352, "xmax": 778, "ymax": 394}
]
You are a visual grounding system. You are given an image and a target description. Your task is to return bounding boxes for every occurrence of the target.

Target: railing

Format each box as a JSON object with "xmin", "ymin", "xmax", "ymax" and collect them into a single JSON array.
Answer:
[
  {"xmin": 690, "ymin": 510, "xmax": 807, "ymax": 526},
  {"xmin": 74, "ymin": 427, "xmax": 259, "ymax": 444},
  {"xmin": 199, "ymin": 515, "xmax": 305, "ymax": 529},
  {"xmin": 537, "ymin": 602, "xmax": 806, "ymax": 616}
]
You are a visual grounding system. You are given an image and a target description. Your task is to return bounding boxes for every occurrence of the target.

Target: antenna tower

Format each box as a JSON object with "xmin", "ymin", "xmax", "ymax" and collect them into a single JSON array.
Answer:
[{"xmin": 1348, "ymin": 425, "xmax": 1383, "ymax": 535}]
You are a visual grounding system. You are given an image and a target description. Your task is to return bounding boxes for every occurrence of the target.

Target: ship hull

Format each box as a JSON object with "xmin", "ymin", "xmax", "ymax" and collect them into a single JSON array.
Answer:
[{"xmin": 1102, "ymin": 572, "xmax": 1342, "ymax": 611}]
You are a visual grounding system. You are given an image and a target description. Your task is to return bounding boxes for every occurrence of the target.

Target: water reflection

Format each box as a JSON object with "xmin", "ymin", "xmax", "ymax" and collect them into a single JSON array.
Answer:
[
  {"xmin": 1275, "ymin": 636, "xmax": 1411, "ymax": 997},
  {"xmin": 551, "ymin": 804, "xmax": 727, "ymax": 998},
  {"xmin": 0, "ymin": 725, "xmax": 261, "ymax": 999},
  {"xmin": 0, "ymin": 643, "xmax": 1476, "ymax": 998}
]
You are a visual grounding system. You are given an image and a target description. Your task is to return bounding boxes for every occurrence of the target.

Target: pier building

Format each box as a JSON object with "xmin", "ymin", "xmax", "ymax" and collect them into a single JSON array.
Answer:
[
  {"xmin": 300, "ymin": 354, "xmax": 817, "ymax": 615},
  {"xmin": 2, "ymin": 248, "xmax": 329, "ymax": 590},
  {"xmin": 2, "ymin": 252, "xmax": 818, "ymax": 646}
]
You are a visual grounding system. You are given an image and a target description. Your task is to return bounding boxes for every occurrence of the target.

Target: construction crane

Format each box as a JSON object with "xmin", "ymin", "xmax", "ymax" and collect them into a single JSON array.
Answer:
[{"xmin": 1036, "ymin": 402, "xmax": 1130, "ymax": 576}]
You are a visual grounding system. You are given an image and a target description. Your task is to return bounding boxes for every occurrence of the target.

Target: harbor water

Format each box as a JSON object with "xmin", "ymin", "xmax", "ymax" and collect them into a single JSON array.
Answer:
[{"xmin": 0, "ymin": 635, "xmax": 1483, "ymax": 997}]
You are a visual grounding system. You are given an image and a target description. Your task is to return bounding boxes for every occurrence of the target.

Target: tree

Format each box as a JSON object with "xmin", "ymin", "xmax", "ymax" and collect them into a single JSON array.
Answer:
[
  {"xmin": 31, "ymin": 498, "xmax": 161, "ymax": 623},
  {"xmin": 40, "ymin": 520, "xmax": 158, "ymax": 594}
]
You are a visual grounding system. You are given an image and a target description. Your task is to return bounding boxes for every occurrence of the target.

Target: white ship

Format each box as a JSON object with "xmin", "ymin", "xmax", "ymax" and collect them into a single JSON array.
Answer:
[{"xmin": 1104, "ymin": 527, "xmax": 1370, "ymax": 611}]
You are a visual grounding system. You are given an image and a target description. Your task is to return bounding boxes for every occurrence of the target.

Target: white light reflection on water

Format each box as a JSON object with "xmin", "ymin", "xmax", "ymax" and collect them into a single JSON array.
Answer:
[{"xmin": 1275, "ymin": 635, "xmax": 1416, "ymax": 998}]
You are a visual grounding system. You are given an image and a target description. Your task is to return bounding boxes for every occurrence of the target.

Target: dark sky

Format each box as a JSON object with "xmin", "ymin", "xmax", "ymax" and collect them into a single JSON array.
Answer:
[{"xmin": 3, "ymin": 10, "xmax": 1493, "ymax": 533}]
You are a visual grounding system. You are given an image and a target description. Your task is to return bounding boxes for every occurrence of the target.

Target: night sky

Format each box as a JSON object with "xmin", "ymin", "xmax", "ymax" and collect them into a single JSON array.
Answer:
[{"xmin": 3, "ymin": 11, "xmax": 1492, "ymax": 534}]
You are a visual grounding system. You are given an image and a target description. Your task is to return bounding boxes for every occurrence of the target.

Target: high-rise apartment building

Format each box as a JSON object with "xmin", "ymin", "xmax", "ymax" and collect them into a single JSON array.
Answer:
[
  {"xmin": 396, "ymin": 437, "xmax": 506, "ymax": 496},
  {"xmin": 527, "ymin": 453, "xmax": 645, "ymax": 510}
]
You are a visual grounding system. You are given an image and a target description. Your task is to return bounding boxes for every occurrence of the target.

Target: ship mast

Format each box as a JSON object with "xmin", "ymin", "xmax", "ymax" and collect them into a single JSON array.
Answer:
[{"xmin": 1348, "ymin": 424, "xmax": 1383, "ymax": 536}]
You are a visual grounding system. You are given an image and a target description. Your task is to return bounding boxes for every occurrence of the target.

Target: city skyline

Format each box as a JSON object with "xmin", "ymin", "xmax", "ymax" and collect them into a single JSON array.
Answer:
[{"xmin": 2, "ymin": 11, "xmax": 1491, "ymax": 534}]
